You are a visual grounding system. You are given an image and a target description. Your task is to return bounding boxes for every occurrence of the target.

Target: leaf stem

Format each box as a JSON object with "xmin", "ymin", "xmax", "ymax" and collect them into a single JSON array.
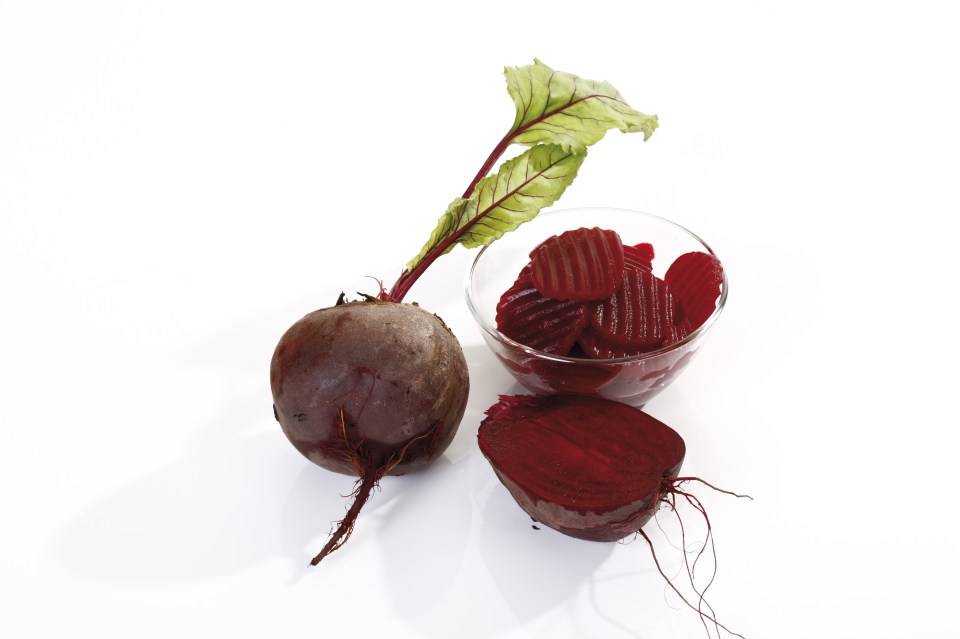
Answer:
[
  {"xmin": 384, "ymin": 133, "xmax": 513, "ymax": 302},
  {"xmin": 462, "ymin": 133, "xmax": 514, "ymax": 200},
  {"xmin": 383, "ymin": 91, "xmax": 609, "ymax": 302}
]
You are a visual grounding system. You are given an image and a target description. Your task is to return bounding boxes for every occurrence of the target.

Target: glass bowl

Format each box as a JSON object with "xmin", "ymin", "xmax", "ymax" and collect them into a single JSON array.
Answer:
[{"xmin": 464, "ymin": 207, "xmax": 728, "ymax": 407}]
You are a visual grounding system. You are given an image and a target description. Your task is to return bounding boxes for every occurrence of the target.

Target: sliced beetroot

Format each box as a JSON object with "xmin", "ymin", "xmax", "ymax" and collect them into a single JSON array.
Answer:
[
  {"xmin": 577, "ymin": 326, "xmax": 654, "ymax": 359},
  {"xmin": 664, "ymin": 251, "xmax": 724, "ymax": 329},
  {"xmin": 591, "ymin": 267, "xmax": 679, "ymax": 348},
  {"xmin": 663, "ymin": 317, "xmax": 695, "ymax": 347},
  {"xmin": 527, "ymin": 357, "xmax": 620, "ymax": 395},
  {"xmin": 478, "ymin": 394, "xmax": 685, "ymax": 542},
  {"xmin": 529, "ymin": 227, "xmax": 625, "ymax": 301},
  {"xmin": 496, "ymin": 265, "xmax": 589, "ymax": 355},
  {"xmin": 624, "ymin": 242, "xmax": 654, "ymax": 273}
]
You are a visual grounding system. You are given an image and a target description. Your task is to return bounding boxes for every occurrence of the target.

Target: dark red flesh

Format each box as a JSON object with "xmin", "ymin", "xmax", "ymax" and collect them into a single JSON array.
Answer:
[
  {"xmin": 478, "ymin": 394, "xmax": 685, "ymax": 542},
  {"xmin": 591, "ymin": 267, "xmax": 679, "ymax": 349},
  {"xmin": 496, "ymin": 265, "xmax": 590, "ymax": 355},
  {"xmin": 624, "ymin": 242, "xmax": 655, "ymax": 273},
  {"xmin": 526, "ymin": 356, "xmax": 620, "ymax": 395},
  {"xmin": 576, "ymin": 326, "xmax": 652, "ymax": 359},
  {"xmin": 664, "ymin": 251, "xmax": 724, "ymax": 329},
  {"xmin": 494, "ymin": 235, "xmax": 723, "ymax": 360},
  {"xmin": 530, "ymin": 227, "xmax": 625, "ymax": 301}
]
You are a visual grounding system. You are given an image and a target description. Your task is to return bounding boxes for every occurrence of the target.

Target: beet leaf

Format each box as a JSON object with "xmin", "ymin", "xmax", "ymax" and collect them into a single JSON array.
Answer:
[
  {"xmin": 385, "ymin": 59, "xmax": 657, "ymax": 302},
  {"xmin": 403, "ymin": 144, "xmax": 584, "ymax": 273},
  {"xmin": 505, "ymin": 59, "xmax": 658, "ymax": 150}
]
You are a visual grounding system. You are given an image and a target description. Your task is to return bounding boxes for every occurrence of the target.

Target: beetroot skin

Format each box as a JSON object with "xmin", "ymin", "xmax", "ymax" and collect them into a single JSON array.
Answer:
[
  {"xmin": 271, "ymin": 299, "xmax": 469, "ymax": 563},
  {"xmin": 478, "ymin": 394, "xmax": 685, "ymax": 541}
]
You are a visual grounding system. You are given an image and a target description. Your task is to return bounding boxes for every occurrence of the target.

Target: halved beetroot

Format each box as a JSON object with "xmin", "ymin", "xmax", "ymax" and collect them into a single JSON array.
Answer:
[
  {"xmin": 478, "ymin": 394, "xmax": 685, "ymax": 542},
  {"xmin": 591, "ymin": 267, "xmax": 679, "ymax": 348},
  {"xmin": 496, "ymin": 265, "xmax": 589, "ymax": 355},
  {"xmin": 664, "ymin": 251, "xmax": 723, "ymax": 329},
  {"xmin": 530, "ymin": 227, "xmax": 625, "ymax": 301}
]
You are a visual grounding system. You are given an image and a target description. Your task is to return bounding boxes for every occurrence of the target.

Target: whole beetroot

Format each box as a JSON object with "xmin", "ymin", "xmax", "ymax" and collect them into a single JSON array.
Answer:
[{"xmin": 271, "ymin": 299, "xmax": 469, "ymax": 564}]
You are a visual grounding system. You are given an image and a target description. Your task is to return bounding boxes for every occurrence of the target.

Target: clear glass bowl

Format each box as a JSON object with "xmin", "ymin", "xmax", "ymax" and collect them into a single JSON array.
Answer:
[{"xmin": 464, "ymin": 207, "xmax": 728, "ymax": 407}]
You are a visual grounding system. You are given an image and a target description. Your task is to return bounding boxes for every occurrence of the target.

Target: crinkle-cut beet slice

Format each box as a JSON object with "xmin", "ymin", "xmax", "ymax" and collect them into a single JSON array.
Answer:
[
  {"xmin": 530, "ymin": 227, "xmax": 625, "ymax": 301},
  {"xmin": 577, "ymin": 326, "xmax": 659, "ymax": 359},
  {"xmin": 663, "ymin": 317, "xmax": 695, "ymax": 347},
  {"xmin": 664, "ymin": 251, "xmax": 724, "ymax": 329},
  {"xmin": 624, "ymin": 242, "xmax": 654, "ymax": 273},
  {"xmin": 491, "ymin": 349, "xmax": 619, "ymax": 395},
  {"xmin": 496, "ymin": 265, "xmax": 589, "ymax": 355},
  {"xmin": 478, "ymin": 394, "xmax": 685, "ymax": 542},
  {"xmin": 527, "ymin": 357, "xmax": 620, "ymax": 395},
  {"xmin": 591, "ymin": 267, "xmax": 679, "ymax": 347}
]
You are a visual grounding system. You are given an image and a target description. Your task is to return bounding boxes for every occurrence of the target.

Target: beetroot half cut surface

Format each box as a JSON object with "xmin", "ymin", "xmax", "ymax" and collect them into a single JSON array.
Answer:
[
  {"xmin": 478, "ymin": 393, "xmax": 751, "ymax": 639},
  {"xmin": 478, "ymin": 394, "xmax": 685, "ymax": 542}
]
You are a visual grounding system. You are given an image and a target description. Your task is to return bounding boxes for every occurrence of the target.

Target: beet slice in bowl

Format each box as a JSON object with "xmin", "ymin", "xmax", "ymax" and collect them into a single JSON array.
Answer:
[
  {"xmin": 664, "ymin": 251, "xmax": 724, "ymax": 329},
  {"xmin": 624, "ymin": 242, "xmax": 655, "ymax": 273},
  {"xmin": 529, "ymin": 227, "xmax": 626, "ymax": 301},
  {"xmin": 591, "ymin": 267, "xmax": 680, "ymax": 349},
  {"xmin": 495, "ymin": 264, "xmax": 590, "ymax": 356}
]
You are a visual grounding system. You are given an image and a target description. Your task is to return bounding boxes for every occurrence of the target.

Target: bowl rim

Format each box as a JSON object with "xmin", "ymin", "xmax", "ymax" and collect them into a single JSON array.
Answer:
[{"xmin": 463, "ymin": 206, "xmax": 728, "ymax": 364}]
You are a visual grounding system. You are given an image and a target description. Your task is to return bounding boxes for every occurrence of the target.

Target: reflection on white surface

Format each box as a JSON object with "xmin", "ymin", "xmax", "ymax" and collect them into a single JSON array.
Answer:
[
  {"xmin": 282, "ymin": 456, "xmax": 472, "ymax": 616},
  {"xmin": 58, "ymin": 433, "xmax": 288, "ymax": 583}
]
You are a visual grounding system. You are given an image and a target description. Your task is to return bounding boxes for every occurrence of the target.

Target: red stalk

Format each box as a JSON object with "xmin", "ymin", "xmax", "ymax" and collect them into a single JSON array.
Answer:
[
  {"xmin": 384, "ymin": 95, "xmax": 600, "ymax": 302},
  {"xmin": 383, "ymin": 134, "xmax": 510, "ymax": 302}
]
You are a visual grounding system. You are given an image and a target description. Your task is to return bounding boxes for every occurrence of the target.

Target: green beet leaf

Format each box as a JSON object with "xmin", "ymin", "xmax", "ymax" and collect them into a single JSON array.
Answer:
[
  {"xmin": 405, "ymin": 144, "xmax": 585, "ymax": 272},
  {"xmin": 505, "ymin": 59, "xmax": 658, "ymax": 150},
  {"xmin": 386, "ymin": 60, "xmax": 656, "ymax": 302}
]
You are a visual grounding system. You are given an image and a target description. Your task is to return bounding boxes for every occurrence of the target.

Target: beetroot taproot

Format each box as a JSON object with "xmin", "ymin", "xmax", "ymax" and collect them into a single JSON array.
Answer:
[{"xmin": 271, "ymin": 299, "xmax": 469, "ymax": 564}]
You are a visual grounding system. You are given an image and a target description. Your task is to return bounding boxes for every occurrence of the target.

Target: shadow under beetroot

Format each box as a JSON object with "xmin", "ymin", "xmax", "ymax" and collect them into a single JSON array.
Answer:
[
  {"xmin": 281, "ymin": 454, "xmax": 473, "ymax": 618},
  {"xmin": 56, "ymin": 432, "xmax": 300, "ymax": 583}
]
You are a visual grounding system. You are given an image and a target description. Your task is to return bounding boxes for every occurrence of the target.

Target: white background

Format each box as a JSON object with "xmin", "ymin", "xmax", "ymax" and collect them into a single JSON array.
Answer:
[{"xmin": 2, "ymin": 1, "xmax": 958, "ymax": 637}]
